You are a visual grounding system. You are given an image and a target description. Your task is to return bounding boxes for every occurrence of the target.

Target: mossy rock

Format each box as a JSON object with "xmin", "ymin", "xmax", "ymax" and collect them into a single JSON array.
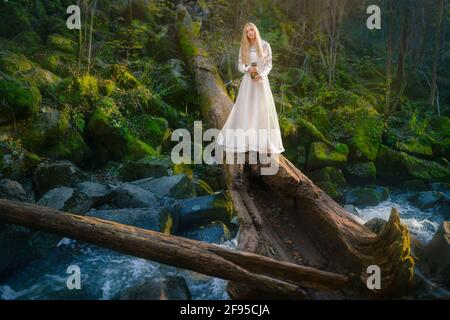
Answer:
[
  {"xmin": 21, "ymin": 67, "xmax": 61, "ymax": 91},
  {"xmin": 47, "ymin": 34, "xmax": 76, "ymax": 54},
  {"xmin": 343, "ymin": 161, "xmax": 376, "ymax": 185},
  {"xmin": 307, "ymin": 141, "xmax": 348, "ymax": 170},
  {"xmin": 403, "ymin": 179, "xmax": 428, "ymax": 192},
  {"xmin": 0, "ymin": 79, "xmax": 41, "ymax": 123},
  {"xmin": 0, "ymin": 142, "xmax": 41, "ymax": 179},
  {"xmin": 375, "ymin": 144, "xmax": 450, "ymax": 184},
  {"xmin": 110, "ymin": 64, "xmax": 141, "ymax": 89},
  {"xmin": 345, "ymin": 185, "xmax": 390, "ymax": 206},
  {"xmin": 19, "ymin": 107, "xmax": 91, "ymax": 164},
  {"xmin": 86, "ymin": 104, "xmax": 156, "ymax": 162},
  {"xmin": 33, "ymin": 50, "xmax": 75, "ymax": 77},
  {"xmin": 429, "ymin": 116, "xmax": 450, "ymax": 138},
  {"xmin": 308, "ymin": 166, "xmax": 346, "ymax": 187},
  {"xmin": 397, "ymin": 136, "xmax": 433, "ymax": 159},
  {"xmin": 132, "ymin": 174, "xmax": 196, "ymax": 200},
  {"xmin": 0, "ymin": 50, "xmax": 34, "ymax": 75},
  {"xmin": 119, "ymin": 155, "xmax": 174, "ymax": 181},
  {"xmin": 180, "ymin": 221, "xmax": 231, "ymax": 244},
  {"xmin": 33, "ymin": 160, "xmax": 82, "ymax": 196},
  {"xmin": 134, "ymin": 116, "xmax": 171, "ymax": 150},
  {"xmin": 284, "ymin": 144, "xmax": 307, "ymax": 170},
  {"xmin": 315, "ymin": 181, "xmax": 343, "ymax": 202}
]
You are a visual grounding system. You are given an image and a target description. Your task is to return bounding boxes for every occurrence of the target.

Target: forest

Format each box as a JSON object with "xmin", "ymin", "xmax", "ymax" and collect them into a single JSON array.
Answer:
[{"xmin": 0, "ymin": 0, "xmax": 449, "ymax": 300}]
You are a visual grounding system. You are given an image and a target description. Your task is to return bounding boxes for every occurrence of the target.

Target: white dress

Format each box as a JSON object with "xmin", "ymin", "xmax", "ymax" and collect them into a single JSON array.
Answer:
[{"xmin": 217, "ymin": 40, "xmax": 285, "ymax": 154}]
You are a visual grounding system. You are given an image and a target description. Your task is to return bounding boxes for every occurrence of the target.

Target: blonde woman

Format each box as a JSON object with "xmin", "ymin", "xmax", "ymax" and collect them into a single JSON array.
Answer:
[{"xmin": 217, "ymin": 22, "xmax": 285, "ymax": 160}]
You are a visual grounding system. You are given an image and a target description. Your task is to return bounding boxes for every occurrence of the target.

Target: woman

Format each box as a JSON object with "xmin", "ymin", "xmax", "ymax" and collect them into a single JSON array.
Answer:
[{"xmin": 217, "ymin": 22, "xmax": 285, "ymax": 160}]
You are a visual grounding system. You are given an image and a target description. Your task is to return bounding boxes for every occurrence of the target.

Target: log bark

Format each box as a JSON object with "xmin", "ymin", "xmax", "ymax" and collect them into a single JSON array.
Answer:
[
  {"xmin": 174, "ymin": 4, "xmax": 414, "ymax": 298},
  {"xmin": 0, "ymin": 199, "xmax": 348, "ymax": 297}
]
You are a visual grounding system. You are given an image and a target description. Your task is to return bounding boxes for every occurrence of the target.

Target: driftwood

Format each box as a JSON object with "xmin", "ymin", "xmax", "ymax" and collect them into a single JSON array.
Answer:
[
  {"xmin": 175, "ymin": 4, "xmax": 414, "ymax": 299},
  {"xmin": 0, "ymin": 199, "xmax": 348, "ymax": 298}
]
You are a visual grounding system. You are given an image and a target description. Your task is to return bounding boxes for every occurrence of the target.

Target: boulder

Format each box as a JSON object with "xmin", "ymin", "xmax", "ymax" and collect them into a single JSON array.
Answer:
[
  {"xmin": 132, "ymin": 174, "xmax": 196, "ymax": 200},
  {"xmin": 404, "ymin": 180, "xmax": 428, "ymax": 192},
  {"xmin": 19, "ymin": 107, "xmax": 91, "ymax": 164},
  {"xmin": 33, "ymin": 160, "xmax": 82, "ymax": 196},
  {"xmin": 0, "ymin": 142, "xmax": 41, "ymax": 179},
  {"xmin": 364, "ymin": 217, "xmax": 387, "ymax": 234},
  {"xmin": 308, "ymin": 166, "xmax": 346, "ymax": 187},
  {"xmin": 119, "ymin": 276, "xmax": 191, "ymax": 300},
  {"xmin": 408, "ymin": 191, "xmax": 443, "ymax": 210},
  {"xmin": 307, "ymin": 141, "xmax": 348, "ymax": 170},
  {"xmin": 47, "ymin": 34, "xmax": 76, "ymax": 54},
  {"xmin": 74, "ymin": 181, "xmax": 114, "ymax": 207},
  {"xmin": 0, "ymin": 179, "xmax": 28, "ymax": 202},
  {"xmin": 110, "ymin": 183, "xmax": 159, "ymax": 209},
  {"xmin": 422, "ymin": 221, "xmax": 450, "ymax": 287},
  {"xmin": 180, "ymin": 221, "xmax": 232, "ymax": 244},
  {"xmin": 37, "ymin": 187, "xmax": 92, "ymax": 215},
  {"xmin": 0, "ymin": 50, "xmax": 34, "ymax": 75},
  {"xmin": 0, "ymin": 79, "xmax": 41, "ymax": 124},
  {"xmin": 345, "ymin": 186, "xmax": 390, "ymax": 207},
  {"xmin": 119, "ymin": 155, "xmax": 173, "ymax": 181},
  {"xmin": 86, "ymin": 207, "xmax": 176, "ymax": 233},
  {"xmin": 343, "ymin": 161, "xmax": 376, "ymax": 185},
  {"xmin": 176, "ymin": 192, "xmax": 234, "ymax": 231}
]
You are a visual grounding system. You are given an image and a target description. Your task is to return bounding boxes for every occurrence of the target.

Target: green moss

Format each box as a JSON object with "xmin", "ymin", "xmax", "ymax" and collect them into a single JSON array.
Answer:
[
  {"xmin": 307, "ymin": 141, "xmax": 348, "ymax": 170},
  {"xmin": 315, "ymin": 181, "xmax": 343, "ymax": 202},
  {"xmin": 343, "ymin": 161, "xmax": 376, "ymax": 185},
  {"xmin": 110, "ymin": 64, "xmax": 141, "ymax": 89},
  {"xmin": 47, "ymin": 34, "xmax": 76, "ymax": 54},
  {"xmin": 0, "ymin": 79, "xmax": 41, "ymax": 122},
  {"xmin": 21, "ymin": 67, "xmax": 61, "ymax": 91},
  {"xmin": 34, "ymin": 50, "xmax": 75, "ymax": 77},
  {"xmin": 0, "ymin": 50, "xmax": 34, "ymax": 75},
  {"xmin": 308, "ymin": 166, "xmax": 346, "ymax": 186}
]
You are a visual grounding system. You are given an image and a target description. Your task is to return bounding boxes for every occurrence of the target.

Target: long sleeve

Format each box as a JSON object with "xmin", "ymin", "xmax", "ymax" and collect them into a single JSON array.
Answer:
[
  {"xmin": 238, "ymin": 46, "xmax": 250, "ymax": 74},
  {"xmin": 257, "ymin": 42, "xmax": 272, "ymax": 78}
]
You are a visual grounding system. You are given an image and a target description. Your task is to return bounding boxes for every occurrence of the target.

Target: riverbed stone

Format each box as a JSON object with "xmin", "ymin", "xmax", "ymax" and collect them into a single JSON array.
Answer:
[
  {"xmin": 307, "ymin": 141, "xmax": 348, "ymax": 170},
  {"xmin": 176, "ymin": 192, "xmax": 234, "ymax": 231},
  {"xmin": 119, "ymin": 276, "xmax": 191, "ymax": 300},
  {"xmin": 110, "ymin": 183, "xmax": 159, "ymax": 209},
  {"xmin": 132, "ymin": 174, "xmax": 196, "ymax": 200},
  {"xmin": 404, "ymin": 179, "xmax": 428, "ymax": 192},
  {"xmin": 345, "ymin": 186, "xmax": 390, "ymax": 207},
  {"xmin": 180, "ymin": 221, "xmax": 232, "ymax": 244},
  {"xmin": 422, "ymin": 221, "xmax": 450, "ymax": 287},
  {"xmin": 0, "ymin": 179, "xmax": 28, "ymax": 202},
  {"xmin": 37, "ymin": 187, "xmax": 92, "ymax": 215},
  {"xmin": 33, "ymin": 160, "xmax": 82, "ymax": 196},
  {"xmin": 343, "ymin": 161, "xmax": 376, "ymax": 185},
  {"xmin": 119, "ymin": 155, "xmax": 173, "ymax": 181},
  {"xmin": 408, "ymin": 191, "xmax": 443, "ymax": 210},
  {"xmin": 74, "ymin": 181, "xmax": 114, "ymax": 207}
]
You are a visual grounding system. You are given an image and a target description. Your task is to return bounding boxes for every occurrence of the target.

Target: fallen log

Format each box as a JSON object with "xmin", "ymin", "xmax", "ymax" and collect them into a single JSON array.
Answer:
[
  {"xmin": 0, "ymin": 199, "xmax": 348, "ymax": 298},
  {"xmin": 174, "ymin": 4, "xmax": 414, "ymax": 298}
]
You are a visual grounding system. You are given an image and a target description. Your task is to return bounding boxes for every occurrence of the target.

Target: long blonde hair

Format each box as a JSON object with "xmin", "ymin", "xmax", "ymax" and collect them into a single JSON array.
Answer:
[{"xmin": 240, "ymin": 22, "xmax": 264, "ymax": 65}]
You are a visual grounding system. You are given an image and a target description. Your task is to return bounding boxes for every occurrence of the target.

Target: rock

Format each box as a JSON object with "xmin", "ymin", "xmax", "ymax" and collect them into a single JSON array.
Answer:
[
  {"xmin": 21, "ymin": 67, "xmax": 61, "ymax": 91},
  {"xmin": 193, "ymin": 163, "xmax": 226, "ymax": 193},
  {"xmin": 408, "ymin": 191, "xmax": 443, "ymax": 210},
  {"xmin": 404, "ymin": 180, "xmax": 428, "ymax": 192},
  {"xmin": 119, "ymin": 155, "xmax": 173, "ymax": 181},
  {"xmin": 397, "ymin": 136, "xmax": 434, "ymax": 159},
  {"xmin": 343, "ymin": 162, "xmax": 376, "ymax": 185},
  {"xmin": 345, "ymin": 186, "xmax": 390, "ymax": 206},
  {"xmin": 176, "ymin": 192, "xmax": 234, "ymax": 231},
  {"xmin": 0, "ymin": 50, "xmax": 34, "ymax": 75},
  {"xmin": 308, "ymin": 166, "xmax": 346, "ymax": 187},
  {"xmin": 133, "ymin": 174, "xmax": 196, "ymax": 200},
  {"xmin": 422, "ymin": 221, "xmax": 450, "ymax": 287},
  {"xmin": 33, "ymin": 160, "xmax": 82, "ymax": 196},
  {"xmin": 375, "ymin": 144, "xmax": 450, "ymax": 184},
  {"xmin": 34, "ymin": 50, "xmax": 75, "ymax": 77},
  {"xmin": 19, "ymin": 107, "xmax": 91, "ymax": 164},
  {"xmin": 364, "ymin": 218, "xmax": 387, "ymax": 234},
  {"xmin": 0, "ymin": 79, "xmax": 41, "ymax": 124},
  {"xmin": 307, "ymin": 141, "xmax": 348, "ymax": 170},
  {"xmin": 110, "ymin": 183, "xmax": 159, "ymax": 208},
  {"xmin": 0, "ymin": 142, "xmax": 41, "ymax": 179},
  {"xmin": 180, "ymin": 221, "xmax": 231, "ymax": 244},
  {"xmin": 85, "ymin": 103, "xmax": 156, "ymax": 163},
  {"xmin": 86, "ymin": 207, "xmax": 176, "ymax": 233},
  {"xmin": 119, "ymin": 276, "xmax": 191, "ymax": 300},
  {"xmin": 37, "ymin": 187, "xmax": 92, "ymax": 215},
  {"xmin": 74, "ymin": 181, "xmax": 114, "ymax": 207},
  {"xmin": 0, "ymin": 179, "xmax": 28, "ymax": 202},
  {"xmin": 429, "ymin": 182, "xmax": 450, "ymax": 193}
]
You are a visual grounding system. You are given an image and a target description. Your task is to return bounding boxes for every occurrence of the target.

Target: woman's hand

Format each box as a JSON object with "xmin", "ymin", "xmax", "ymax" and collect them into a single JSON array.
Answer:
[
  {"xmin": 248, "ymin": 66, "xmax": 257, "ymax": 73},
  {"xmin": 254, "ymin": 74, "xmax": 262, "ymax": 81}
]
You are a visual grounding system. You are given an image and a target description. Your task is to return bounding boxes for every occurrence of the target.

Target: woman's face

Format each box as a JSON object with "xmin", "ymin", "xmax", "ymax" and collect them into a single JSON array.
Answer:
[{"xmin": 246, "ymin": 25, "xmax": 256, "ymax": 41}]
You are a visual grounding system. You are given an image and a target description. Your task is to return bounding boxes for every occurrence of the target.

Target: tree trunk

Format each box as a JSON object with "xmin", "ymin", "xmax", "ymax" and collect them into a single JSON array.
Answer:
[
  {"xmin": 175, "ymin": 4, "xmax": 414, "ymax": 299},
  {"xmin": 0, "ymin": 199, "xmax": 348, "ymax": 298}
]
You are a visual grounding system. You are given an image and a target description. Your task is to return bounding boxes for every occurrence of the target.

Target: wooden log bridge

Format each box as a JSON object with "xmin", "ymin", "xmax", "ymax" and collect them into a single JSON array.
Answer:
[{"xmin": 0, "ymin": 199, "xmax": 348, "ymax": 298}]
